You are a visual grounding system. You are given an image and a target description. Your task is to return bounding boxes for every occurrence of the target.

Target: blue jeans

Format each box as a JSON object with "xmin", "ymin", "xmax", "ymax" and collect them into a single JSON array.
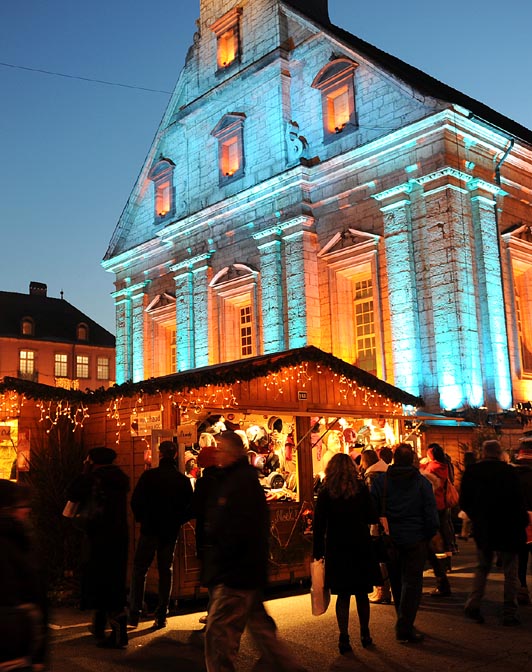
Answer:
[
  {"xmin": 386, "ymin": 540, "xmax": 427, "ymax": 636},
  {"xmin": 465, "ymin": 547, "xmax": 519, "ymax": 617},
  {"xmin": 205, "ymin": 584, "xmax": 306, "ymax": 672},
  {"xmin": 129, "ymin": 534, "xmax": 177, "ymax": 620}
]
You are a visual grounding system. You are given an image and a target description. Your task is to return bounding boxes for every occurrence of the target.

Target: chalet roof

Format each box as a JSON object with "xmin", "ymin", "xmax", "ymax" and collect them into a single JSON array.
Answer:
[
  {"xmin": 283, "ymin": 1, "xmax": 532, "ymax": 146},
  {"xmin": 0, "ymin": 345, "xmax": 422, "ymax": 407},
  {"xmin": 0, "ymin": 290, "xmax": 115, "ymax": 348}
]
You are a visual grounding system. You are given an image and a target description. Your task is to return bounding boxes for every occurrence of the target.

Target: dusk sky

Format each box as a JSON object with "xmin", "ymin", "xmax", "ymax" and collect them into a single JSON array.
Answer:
[{"xmin": 1, "ymin": 0, "xmax": 531, "ymax": 335}]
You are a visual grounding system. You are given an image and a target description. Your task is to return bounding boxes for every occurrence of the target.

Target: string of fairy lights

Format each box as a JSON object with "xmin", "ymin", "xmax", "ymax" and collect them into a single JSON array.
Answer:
[{"xmin": 1, "ymin": 360, "xmax": 410, "ymax": 448}]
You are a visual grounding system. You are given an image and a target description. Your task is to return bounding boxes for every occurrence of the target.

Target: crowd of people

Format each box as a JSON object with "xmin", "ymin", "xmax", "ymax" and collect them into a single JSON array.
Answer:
[{"xmin": 1, "ymin": 432, "xmax": 531, "ymax": 671}]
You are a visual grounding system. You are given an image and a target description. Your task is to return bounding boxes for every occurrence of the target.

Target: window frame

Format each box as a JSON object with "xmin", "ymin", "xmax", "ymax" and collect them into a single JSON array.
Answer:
[
  {"xmin": 211, "ymin": 114, "xmax": 246, "ymax": 185},
  {"xmin": 21, "ymin": 318, "xmax": 34, "ymax": 336},
  {"xmin": 97, "ymin": 356, "xmax": 110, "ymax": 381},
  {"xmin": 54, "ymin": 353, "xmax": 68, "ymax": 378},
  {"xmin": 19, "ymin": 349, "xmax": 35, "ymax": 378},
  {"xmin": 76, "ymin": 354, "xmax": 89, "ymax": 379},
  {"xmin": 211, "ymin": 7, "xmax": 242, "ymax": 72},
  {"xmin": 148, "ymin": 158, "xmax": 176, "ymax": 224},
  {"xmin": 506, "ymin": 231, "xmax": 532, "ymax": 377},
  {"xmin": 312, "ymin": 59, "xmax": 358, "ymax": 141}
]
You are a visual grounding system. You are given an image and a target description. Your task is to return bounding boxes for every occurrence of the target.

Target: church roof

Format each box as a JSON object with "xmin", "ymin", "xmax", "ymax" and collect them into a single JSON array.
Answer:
[
  {"xmin": 0, "ymin": 290, "xmax": 115, "ymax": 347},
  {"xmin": 283, "ymin": 1, "xmax": 532, "ymax": 146}
]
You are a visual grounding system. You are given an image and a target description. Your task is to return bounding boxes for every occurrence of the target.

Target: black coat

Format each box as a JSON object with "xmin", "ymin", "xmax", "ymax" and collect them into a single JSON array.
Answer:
[
  {"xmin": 68, "ymin": 464, "xmax": 130, "ymax": 611},
  {"xmin": 460, "ymin": 459, "xmax": 528, "ymax": 552},
  {"xmin": 130, "ymin": 457, "xmax": 193, "ymax": 540},
  {"xmin": 201, "ymin": 458, "xmax": 269, "ymax": 590},
  {"xmin": 0, "ymin": 515, "xmax": 48, "ymax": 665},
  {"xmin": 313, "ymin": 483, "xmax": 381, "ymax": 594}
]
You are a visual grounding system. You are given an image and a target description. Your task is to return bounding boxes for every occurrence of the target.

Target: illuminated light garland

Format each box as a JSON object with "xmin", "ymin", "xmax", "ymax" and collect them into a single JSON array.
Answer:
[{"xmin": 0, "ymin": 391, "xmax": 24, "ymax": 421}]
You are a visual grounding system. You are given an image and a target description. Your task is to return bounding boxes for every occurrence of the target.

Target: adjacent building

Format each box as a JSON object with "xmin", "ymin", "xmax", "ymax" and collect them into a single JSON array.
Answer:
[
  {"xmin": 103, "ymin": 0, "xmax": 532, "ymax": 421},
  {"xmin": 0, "ymin": 282, "xmax": 115, "ymax": 391}
]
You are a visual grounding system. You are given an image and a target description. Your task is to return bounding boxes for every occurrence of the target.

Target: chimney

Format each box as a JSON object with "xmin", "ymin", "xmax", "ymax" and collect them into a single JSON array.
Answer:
[
  {"xmin": 284, "ymin": 0, "xmax": 330, "ymax": 24},
  {"xmin": 29, "ymin": 282, "xmax": 48, "ymax": 297}
]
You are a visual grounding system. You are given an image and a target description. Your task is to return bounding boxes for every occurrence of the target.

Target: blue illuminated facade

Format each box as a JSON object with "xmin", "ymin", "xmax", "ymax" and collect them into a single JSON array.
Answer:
[{"xmin": 103, "ymin": 0, "xmax": 532, "ymax": 417}]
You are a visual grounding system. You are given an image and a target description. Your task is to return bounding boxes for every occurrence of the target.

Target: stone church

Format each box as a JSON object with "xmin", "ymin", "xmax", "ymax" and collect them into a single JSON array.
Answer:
[{"xmin": 103, "ymin": 0, "xmax": 532, "ymax": 419}]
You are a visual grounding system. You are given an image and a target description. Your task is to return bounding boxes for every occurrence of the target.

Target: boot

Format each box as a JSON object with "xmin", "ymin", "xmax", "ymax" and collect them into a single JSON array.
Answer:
[
  {"xmin": 431, "ymin": 574, "xmax": 451, "ymax": 597},
  {"xmin": 89, "ymin": 610, "xmax": 106, "ymax": 639},
  {"xmin": 98, "ymin": 612, "xmax": 128, "ymax": 649}
]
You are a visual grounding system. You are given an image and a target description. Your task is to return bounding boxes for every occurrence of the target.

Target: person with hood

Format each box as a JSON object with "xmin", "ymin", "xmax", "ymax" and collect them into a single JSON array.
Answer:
[
  {"xmin": 460, "ymin": 439, "xmax": 528, "ymax": 626},
  {"xmin": 420, "ymin": 443, "xmax": 453, "ymax": 596},
  {"xmin": 0, "ymin": 479, "xmax": 48, "ymax": 671},
  {"xmin": 360, "ymin": 449, "xmax": 392, "ymax": 605},
  {"xmin": 371, "ymin": 443, "xmax": 439, "ymax": 643},
  {"xmin": 66, "ymin": 447, "xmax": 130, "ymax": 648},
  {"xmin": 129, "ymin": 440, "xmax": 193, "ymax": 630}
]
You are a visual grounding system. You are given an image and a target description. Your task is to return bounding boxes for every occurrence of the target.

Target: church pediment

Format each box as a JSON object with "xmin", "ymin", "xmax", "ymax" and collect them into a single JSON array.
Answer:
[
  {"xmin": 319, "ymin": 228, "xmax": 380, "ymax": 258},
  {"xmin": 146, "ymin": 292, "xmax": 176, "ymax": 313}
]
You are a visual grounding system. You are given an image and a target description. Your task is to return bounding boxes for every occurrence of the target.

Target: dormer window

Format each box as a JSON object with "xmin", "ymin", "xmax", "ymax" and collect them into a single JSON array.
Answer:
[
  {"xmin": 148, "ymin": 158, "xmax": 176, "ymax": 222},
  {"xmin": 211, "ymin": 7, "xmax": 242, "ymax": 71},
  {"xmin": 312, "ymin": 59, "xmax": 358, "ymax": 140},
  {"xmin": 77, "ymin": 323, "xmax": 89, "ymax": 341},
  {"xmin": 212, "ymin": 114, "xmax": 246, "ymax": 185},
  {"xmin": 21, "ymin": 318, "xmax": 34, "ymax": 336}
]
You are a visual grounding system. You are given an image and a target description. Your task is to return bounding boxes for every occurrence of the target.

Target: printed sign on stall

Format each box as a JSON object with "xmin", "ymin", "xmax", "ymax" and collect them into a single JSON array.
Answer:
[{"xmin": 177, "ymin": 424, "xmax": 197, "ymax": 447}]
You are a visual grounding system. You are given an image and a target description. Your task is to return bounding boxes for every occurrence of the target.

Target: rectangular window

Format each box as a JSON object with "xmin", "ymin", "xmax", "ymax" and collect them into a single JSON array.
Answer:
[
  {"xmin": 221, "ymin": 136, "xmax": 241, "ymax": 177},
  {"xmin": 19, "ymin": 350, "xmax": 35, "ymax": 375},
  {"xmin": 354, "ymin": 279, "xmax": 376, "ymax": 375},
  {"xmin": 515, "ymin": 272, "xmax": 532, "ymax": 373},
  {"xmin": 76, "ymin": 355, "xmax": 89, "ymax": 379},
  {"xmin": 156, "ymin": 180, "xmax": 171, "ymax": 217},
  {"xmin": 240, "ymin": 306, "xmax": 253, "ymax": 357},
  {"xmin": 218, "ymin": 27, "xmax": 238, "ymax": 68},
  {"xmin": 97, "ymin": 357, "xmax": 110, "ymax": 380},
  {"xmin": 327, "ymin": 85, "xmax": 350, "ymax": 133},
  {"xmin": 55, "ymin": 353, "xmax": 68, "ymax": 378}
]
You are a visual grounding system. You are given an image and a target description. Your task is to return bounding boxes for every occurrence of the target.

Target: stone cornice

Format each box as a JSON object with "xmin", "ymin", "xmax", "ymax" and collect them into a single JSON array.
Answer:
[{"xmin": 170, "ymin": 252, "xmax": 213, "ymax": 274}]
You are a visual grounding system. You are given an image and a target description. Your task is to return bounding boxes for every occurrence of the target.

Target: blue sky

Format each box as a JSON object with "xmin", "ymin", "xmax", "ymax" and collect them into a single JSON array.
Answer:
[{"xmin": 1, "ymin": 0, "xmax": 530, "ymax": 335}]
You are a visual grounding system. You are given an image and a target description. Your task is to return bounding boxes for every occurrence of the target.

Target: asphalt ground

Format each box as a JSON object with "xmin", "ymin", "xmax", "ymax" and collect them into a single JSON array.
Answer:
[{"xmin": 47, "ymin": 539, "xmax": 532, "ymax": 671}]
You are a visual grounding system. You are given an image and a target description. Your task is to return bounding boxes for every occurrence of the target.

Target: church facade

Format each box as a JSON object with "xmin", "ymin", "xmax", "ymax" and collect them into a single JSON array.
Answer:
[{"xmin": 103, "ymin": 0, "xmax": 532, "ymax": 417}]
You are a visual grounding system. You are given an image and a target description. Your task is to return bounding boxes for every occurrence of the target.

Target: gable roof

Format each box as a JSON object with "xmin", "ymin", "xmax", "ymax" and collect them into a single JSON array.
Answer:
[
  {"xmin": 0, "ymin": 345, "xmax": 422, "ymax": 407},
  {"xmin": 0, "ymin": 290, "xmax": 115, "ymax": 348},
  {"xmin": 283, "ymin": 1, "xmax": 532, "ymax": 146}
]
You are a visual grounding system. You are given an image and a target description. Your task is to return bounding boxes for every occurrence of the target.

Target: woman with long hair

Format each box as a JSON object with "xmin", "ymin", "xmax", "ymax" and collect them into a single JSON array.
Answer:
[{"xmin": 313, "ymin": 453, "xmax": 381, "ymax": 655}]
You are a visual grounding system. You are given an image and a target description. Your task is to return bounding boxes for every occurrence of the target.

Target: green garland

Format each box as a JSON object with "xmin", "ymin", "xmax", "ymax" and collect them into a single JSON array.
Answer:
[{"xmin": 0, "ymin": 345, "xmax": 423, "ymax": 407}]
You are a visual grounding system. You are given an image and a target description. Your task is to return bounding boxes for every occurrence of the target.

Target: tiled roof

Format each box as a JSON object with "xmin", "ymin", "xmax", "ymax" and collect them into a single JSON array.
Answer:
[{"xmin": 0, "ymin": 291, "xmax": 115, "ymax": 347}]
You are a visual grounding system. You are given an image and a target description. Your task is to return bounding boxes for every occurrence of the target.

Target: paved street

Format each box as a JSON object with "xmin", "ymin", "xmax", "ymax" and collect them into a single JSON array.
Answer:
[{"xmin": 48, "ymin": 540, "xmax": 531, "ymax": 671}]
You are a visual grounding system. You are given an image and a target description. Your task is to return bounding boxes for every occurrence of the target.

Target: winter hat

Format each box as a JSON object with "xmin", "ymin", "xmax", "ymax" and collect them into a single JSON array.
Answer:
[{"xmin": 88, "ymin": 446, "xmax": 117, "ymax": 465}]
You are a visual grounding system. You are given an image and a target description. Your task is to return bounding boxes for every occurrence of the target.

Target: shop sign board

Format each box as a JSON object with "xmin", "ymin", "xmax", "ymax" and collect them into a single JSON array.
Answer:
[
  {"xmin": 177, "ymin": 424, "xmax": 197, "ymax": 448},
  {"xmin": 131, "ymin": 410, "xmax": 163, "ymax": 436}
]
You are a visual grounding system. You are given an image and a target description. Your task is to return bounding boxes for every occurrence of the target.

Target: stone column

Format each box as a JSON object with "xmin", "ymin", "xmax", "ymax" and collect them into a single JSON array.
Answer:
[
  {"xmin": 281, "ymin": 217, "xmax": 319, "ymax": 349},
  {"xmin": 374, "ymin": 185, "xmax": 421, "ymax": 399},
  {"xmin": 419, "ymin": 169, "xmax": 483, "ymax": 410},
  {"xmin": 112, "ymin": 281, "xmax": 149, "ymax": 384},
  {"xmin": 112, "ymin": 294, "xmax": 130, "ymax": 385},
  {"xmin": 469, "ymin": 178, "xmax": 512, "ymax": 409},
  {"xmin": 253, "ymin": 228, "xmax": 286, "ymax": 353}
]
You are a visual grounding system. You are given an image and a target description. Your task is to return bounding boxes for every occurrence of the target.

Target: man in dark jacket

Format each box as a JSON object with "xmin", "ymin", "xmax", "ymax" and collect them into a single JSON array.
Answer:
[
  {"xmin": 67, "ymin": 446, "xmax": 130, "ymax": 648},
  {"xmin": 129, "ymin": 440, "xmax": 193, "ymax": 629},
  {"xmin": 371, "ymin": 443, "xmax": 439, "ymax": 643},
  {"xmin": 203, "ymin": 431, "xmax": 307, "ymax": 672},
  {"xmin": 460, "ymin": 439, "xmax": 528, "ymax": 626},
  {"xmin": 514, "ymin": 441, "xmax": 532, "ymax": 605}
]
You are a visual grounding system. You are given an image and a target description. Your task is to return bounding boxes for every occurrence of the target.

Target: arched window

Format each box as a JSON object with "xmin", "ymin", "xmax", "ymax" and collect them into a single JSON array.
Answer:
[
  {"xmin": 21, "ymin": 318, "xmax": 34, "ymax": 336},
  {"xmin": 77, "ymin": 323, "xmax": 89, "ymax": 341},
  {"xmin": 211, "ymin": 7, "xmax": 242, "ymax": 71},
  {"xmin": 312, "ymin": 58, "xmax": 358, "ymax": 139},
  {"xmin": 148, "ymin": 158, "xmax": 176, "ymax": 222}
]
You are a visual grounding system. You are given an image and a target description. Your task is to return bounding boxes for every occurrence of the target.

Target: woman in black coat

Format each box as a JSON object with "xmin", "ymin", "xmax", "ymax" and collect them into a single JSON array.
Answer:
[{"xmin": 313, "ymin": 453, "xmax": 380, "ymax": 654}]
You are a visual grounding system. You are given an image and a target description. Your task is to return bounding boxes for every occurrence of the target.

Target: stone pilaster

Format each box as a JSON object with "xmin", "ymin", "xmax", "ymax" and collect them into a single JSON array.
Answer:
[
  {"xmin": 468, "ymin": 178, "xmax": 512, "ymax": 409},
  {"xmin": 253, "ymin": 228, "xmax": 286, "ymax": 353},
  {"xmin": 281, "ymin": 217, "xmax": 319, "ymax": 349},
  {"xmin": 373, "ymin": 184, "xmax": 421, "ymax": 398},
  {"xmin": 111, "ymin": 281, "xmax": 149, "ymax": 384}
]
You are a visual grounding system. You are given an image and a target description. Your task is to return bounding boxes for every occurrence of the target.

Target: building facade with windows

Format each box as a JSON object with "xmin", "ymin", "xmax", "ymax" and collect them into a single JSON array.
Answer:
[
  {"xmin": 0, "ymin": 282, "xmax": 116, "ymax": 391},
  {"xmin": 103, "ymin": 0, "xmax": 532, "ymax": 418}
]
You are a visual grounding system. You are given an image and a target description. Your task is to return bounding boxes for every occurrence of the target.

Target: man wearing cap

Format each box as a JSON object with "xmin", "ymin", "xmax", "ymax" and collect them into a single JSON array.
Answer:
[
  {"xmin": 129, "ymin": 440, "xmax": 193, "ymax": 630},
  {"xmin": 67, "ymin": 446, "xmax": 130, "ymax": 648},
  {"xmin": 460, "ymin": 439, "xmax": 528, "ymax": 626},
  {"xmin": 514, "ymin": 439, "xmax": 532, "ymax": 605}
]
